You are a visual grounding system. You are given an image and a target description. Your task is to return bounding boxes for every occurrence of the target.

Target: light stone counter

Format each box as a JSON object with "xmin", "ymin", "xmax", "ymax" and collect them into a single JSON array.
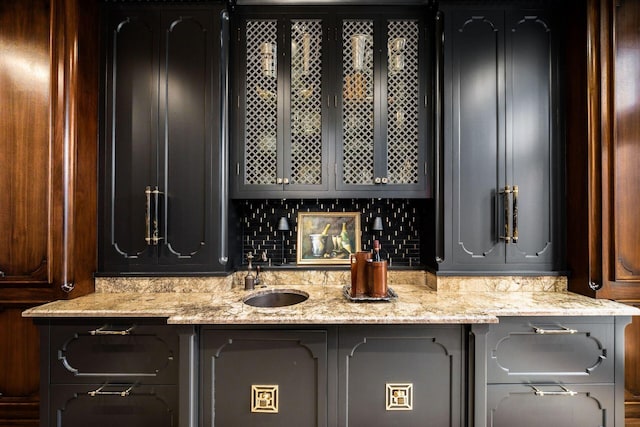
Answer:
[{"xmin": 22, "ymin": 270, "xmax": 640, "ymax": 324}]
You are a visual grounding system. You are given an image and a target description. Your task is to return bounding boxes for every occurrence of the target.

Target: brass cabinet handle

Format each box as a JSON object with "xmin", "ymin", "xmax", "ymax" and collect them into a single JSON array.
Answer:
[
  {"xmin": 499, "ymin": 186, "xmax": 512, "ymax": 243},
  {"xmin": 531, "ymin": 386, "xmax": 578, "ymax": 397},
  {"xmin": 88, "ymin": 384, "xmax": 134, "ymax": 397},
  {"xmin": 512, "ymin": 185, "xmax": 519, "ymax": 243},
  {"xmin": 89, "ymin": 325, "xmax": 136, "ymax": 336},
  {"xmin": 145, "ymin": 186, "xmax": 152, "ymax": 244},
  {"xmin": 533, "ymin": 325, "xmax": 578, "ymax": 335}
]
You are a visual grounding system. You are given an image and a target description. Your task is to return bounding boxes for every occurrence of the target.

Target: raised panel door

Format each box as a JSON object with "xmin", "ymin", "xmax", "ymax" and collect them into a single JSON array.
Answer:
[
  {"xmin": 102, "ymin": 7, "xmax": 159, "ymax": 268},
  {"xmin": 338, "ymin": 325, "xmax": 463, "ymax": 427},
  {"xmin": 505, "ymin": 10, "xmax": 557, "ymax": 268},
  {"xmin": 201, "ymin": 329, "xmax": 328, "ymax": 427},
  {"xmin": 159, "ymin": 9, "xmax": 218, "ymax": 267},
  {"xmin": 0, "ymin": 0, "xmax": 51, "ymax": 284},
  {"xmin": 446, "ymin": 9, "xmax": 507, "ymax": 269}
]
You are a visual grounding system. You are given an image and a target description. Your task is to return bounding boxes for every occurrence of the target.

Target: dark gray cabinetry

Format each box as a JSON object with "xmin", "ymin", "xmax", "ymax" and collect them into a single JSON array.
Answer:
[
  {"xmin": 99, "ymin": 4, "xmax": 229, "ymax": 273},
  {"xmin": 201, "ymin": 329, "xmax": 329, "ymax": 426},
  {"xmin": 472, "ymin": 316, "xmax": 628, "ymax": 427},
  {"xmin": 232, "ymin": 7, "xmax": 431, "ymax": 199},
  {"xmin": 437, "ymin": 2, "xmax": 563, "ymax": 273},
  {"xmin": 38, "ymin": 320, "xmax": 197, "ymax": 427},
  {"xmin": 338, "ymin": 325, "xmax": 464, "ymax": 427}
]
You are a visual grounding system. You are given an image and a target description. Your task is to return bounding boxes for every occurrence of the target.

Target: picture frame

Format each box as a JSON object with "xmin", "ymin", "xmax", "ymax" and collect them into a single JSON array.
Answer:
[{"xmin": 296, "ymin": 212, "xmax": 361, "ymax": 265}]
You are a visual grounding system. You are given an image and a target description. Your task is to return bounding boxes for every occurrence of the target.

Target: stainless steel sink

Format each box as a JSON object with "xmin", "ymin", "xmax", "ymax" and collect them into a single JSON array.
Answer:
[{"xmin": 243, "ymin": 289, "xmax": 309, "ymax": 308}]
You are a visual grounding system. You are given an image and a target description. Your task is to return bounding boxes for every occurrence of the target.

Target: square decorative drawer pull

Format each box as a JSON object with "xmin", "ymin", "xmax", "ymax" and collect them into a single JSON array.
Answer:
[
  {"xmin": 386, "ymin": 383, "xmax": 413, "ymax": 411},
  {"xmin": 251, "ymin": 385, "xmax": 279, "ymax": 413}
]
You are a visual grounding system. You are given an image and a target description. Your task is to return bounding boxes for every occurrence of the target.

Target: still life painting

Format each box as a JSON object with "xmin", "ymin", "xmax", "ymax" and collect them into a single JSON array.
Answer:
[{"xmin": 296, "ymin": 212, "xmax": 361, "ymax": 265}]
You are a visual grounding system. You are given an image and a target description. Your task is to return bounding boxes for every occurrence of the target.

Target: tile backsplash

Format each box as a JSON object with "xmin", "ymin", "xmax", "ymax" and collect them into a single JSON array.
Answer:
[{"xmin": 234, "ymin": 199, "xmax": 427, "ymax": 267}]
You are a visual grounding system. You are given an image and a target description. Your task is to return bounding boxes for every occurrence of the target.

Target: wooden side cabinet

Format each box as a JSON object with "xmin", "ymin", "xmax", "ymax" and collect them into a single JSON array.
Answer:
[
  {"xmin": 0, "ymin": 0, "xmax": 100, "ymax": 424},
  {"xmin": 565, "ymin": 0, "xmax": 640, "ymax": 423}
]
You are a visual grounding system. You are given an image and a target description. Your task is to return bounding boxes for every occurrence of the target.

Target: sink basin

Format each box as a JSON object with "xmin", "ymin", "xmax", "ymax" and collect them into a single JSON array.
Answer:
[{"xmin": 243, "ymin": 289, "xmax": 309, "ymax": 308}]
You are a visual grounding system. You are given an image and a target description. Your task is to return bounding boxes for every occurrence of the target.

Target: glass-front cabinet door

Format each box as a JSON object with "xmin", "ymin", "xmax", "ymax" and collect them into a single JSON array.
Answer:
[
  {"xmin": 232, "ymin": 7, "xmax": 430, "ymax": 198},
  {"xmin": 337, "ymin": 14, "xmax": 428, "ymax": 196},
  {"xmin": 234, "ymin": 13, "xmax": 330, "ymax": 197}
]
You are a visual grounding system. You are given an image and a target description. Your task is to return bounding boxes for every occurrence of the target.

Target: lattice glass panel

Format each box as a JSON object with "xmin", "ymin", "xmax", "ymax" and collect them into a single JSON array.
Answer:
[
  {"xmin": 387, "ymin": 20, "xmax": 420, "ymax": 185},
  {"xmin": 342, "ymin": 20, "xmax": 374, "ymax": 185},
  {"xmin": 290, "ymin": 20, "xmax": 323, "ymax": 185},
  {"xmin": 245, "ymin": 20, "xmax": 278, "ymax": 185}
]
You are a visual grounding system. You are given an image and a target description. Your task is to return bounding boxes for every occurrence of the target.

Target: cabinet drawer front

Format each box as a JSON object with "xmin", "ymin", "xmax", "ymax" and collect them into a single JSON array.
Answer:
[
  {"xmin": 50, "ymin": 323, "xmax": 179, "ymax": 384},
  {"xmin": 49, "ymin": 384, "xmax": 178, "ymax": 427},
  {"xmin": 486, "ymin": 317, "xmax": 613, "ymax": 383},
  {"xmin": 487, "ymin": 383, "xmax": 614, "ymax": 427}
]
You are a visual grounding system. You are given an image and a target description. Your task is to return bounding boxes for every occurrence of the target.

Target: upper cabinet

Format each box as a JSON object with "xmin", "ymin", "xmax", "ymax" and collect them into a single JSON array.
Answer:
[
  {"xmin": 436, "ymin": 2, "xmax": 564, "ymax": 273},
  {"xmin": 231, "ymin": 7, "xmax": 432, "ymax": 199},
  {"xmin": 99, "ymin": 4, "xmax": 230, "ymax": 273}
]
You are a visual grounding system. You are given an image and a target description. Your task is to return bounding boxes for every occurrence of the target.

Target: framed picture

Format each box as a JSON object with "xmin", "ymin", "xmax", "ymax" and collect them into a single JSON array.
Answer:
[{"xmin": 296, "ymin": 212, "xmax": 361, "ymax": 265}]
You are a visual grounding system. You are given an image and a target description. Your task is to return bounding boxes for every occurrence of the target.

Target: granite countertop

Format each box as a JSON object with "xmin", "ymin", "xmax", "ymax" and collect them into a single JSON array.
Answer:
[{"xmin": 22, "ymin": 271, "xmax": 640, "ymax": 324}]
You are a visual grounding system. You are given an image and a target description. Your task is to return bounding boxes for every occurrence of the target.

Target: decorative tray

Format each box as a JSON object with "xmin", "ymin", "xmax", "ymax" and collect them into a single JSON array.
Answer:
[{"xmin": 342, "ymin": 285, "xmax": 398, "ymax": 302}]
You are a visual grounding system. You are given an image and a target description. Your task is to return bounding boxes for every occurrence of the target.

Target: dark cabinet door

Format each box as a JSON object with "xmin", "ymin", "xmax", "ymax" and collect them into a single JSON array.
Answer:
[
  {"xmin": 201, "ymin": 329, "xmax": 328, "ymax": 427},
  {"xmin": 233, "ymin": 13, "xmax": 331, "ymax": 198},
  {"xmin": 440, "ymin": 3, "xmax": 561, "ymax": 273},
  {"xmin": 338, "ymin": 325, "xmax": 464, "ymax": 427},
  {"xmin": 335, "ymin": 12, "xmax": 430, "ymax": 198},
  {"xmin": 101, "ymin": 5, "xmax": 227, "ymax": 273}
]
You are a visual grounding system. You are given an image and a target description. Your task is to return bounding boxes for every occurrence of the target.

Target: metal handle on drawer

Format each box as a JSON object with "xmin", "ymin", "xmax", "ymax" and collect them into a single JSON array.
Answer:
[
  {"xmin": 531, "ymin": 385, "xmax": 578, "ymax": 397},
  {"xmin": 89, "ymin": 325, "xmax": 136, "ymax": 336},
  {"xmin": 88, "ymin": 384, "xmax": 134, "ymax": 397},
  {"xmin": 512, "ymin": 185, "xmax": 519, "ymax": 243},
  {"xmin": 499, "ymin": 186, "xmax": 512, "ymax": 243},
  {"xmin": 533, "ymin": 326, "xmax": 578, "ymax": 335}
]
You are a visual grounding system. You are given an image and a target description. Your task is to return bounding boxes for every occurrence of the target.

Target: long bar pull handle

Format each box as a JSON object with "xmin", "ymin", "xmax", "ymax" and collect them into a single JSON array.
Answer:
[
  {"xmin": 499, "ymin": 186, "xmax": 512, "ymax": 243},
  {"xmin": 88, "ymin": 384, "xmax": 135, "ymax": 397},
  {"xmin": 531, "ymin": 386, "xmax": 578, "ymax": 397},
  {"xmin": 145, "ymin": 186, "xmax": 152, "ymax": 245},
  {"xmin": 533, "ymin": 325, "xmax": 578, "ymax": 335},
  {"xmin": 512, "ymin": 185, "xmax": 519, "ymax": 243},
  {"xmin": 152, "ymin": 186, "xmax": 163, "ymax": 245},
  {"xmin": 89, "ymin": 325, "xmax": 136, "ymax": 336},
  {"xmin": 219, "ymin": 9, "xmax": 230, "ymax": 266}
]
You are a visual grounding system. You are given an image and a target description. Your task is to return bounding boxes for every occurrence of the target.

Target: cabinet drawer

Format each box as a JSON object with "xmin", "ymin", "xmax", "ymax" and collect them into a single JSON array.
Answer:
[
  {"xmin": 487, "ymin": 383, "xmax": 614, "ymax": 427},
  {"xmin": 49, "ymin": 383, "xmax": 178, "ymax": 427},
  {"xmin": 50, "ymin": 322, "xmax": 179, "ymax": 384},
  {"xmin": 486, "ymin": 317, "xmax": 613, "ymax": 384}
]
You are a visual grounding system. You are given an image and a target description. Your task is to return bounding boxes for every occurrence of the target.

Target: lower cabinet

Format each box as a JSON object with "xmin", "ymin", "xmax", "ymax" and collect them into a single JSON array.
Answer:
[
  {"xmin": 200, "ymin": 329, "xmax": 329, "ymax": 427},
  {"xmin": 472, "ymin": 316, "xmax": 629, "ymax": 427},
  {"xmin": 37, "ymin": 317, "xmax": 629, "ymax": 426},
  {"xmin": 486, "ymin": 384, "xmax": 613, "ymax": 427},
  {"xmin": 200, "ymin": 325, "xmax": 464, "ymax": 427},
  {"xmin": 49, "ymin": 384, "xmax": 178, "ymax": 427},
  {"xmin": 38, "ymin": 320, "xmax": 197, "ymax": 427},
  {"xmin": 338, "ymin": 325, "xmax": 464, "ymax": 427}
]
